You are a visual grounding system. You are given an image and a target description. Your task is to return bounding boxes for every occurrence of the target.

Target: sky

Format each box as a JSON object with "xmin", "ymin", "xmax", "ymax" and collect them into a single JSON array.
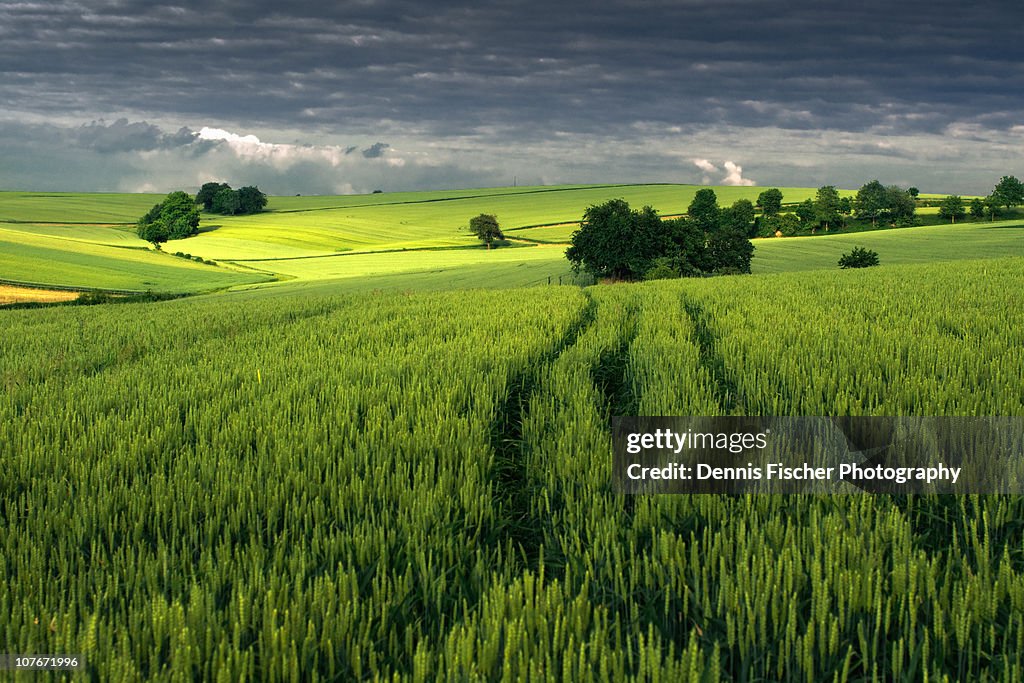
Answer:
[{"xmin": 2, "ymin": 0, "xmax": 1022, "ymax": 195}]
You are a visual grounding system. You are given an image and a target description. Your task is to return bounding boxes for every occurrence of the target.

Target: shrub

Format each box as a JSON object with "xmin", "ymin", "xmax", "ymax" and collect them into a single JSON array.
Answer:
[{"xmin": 838, "ymin": 246, "xmax": 880, "ymax": 269}]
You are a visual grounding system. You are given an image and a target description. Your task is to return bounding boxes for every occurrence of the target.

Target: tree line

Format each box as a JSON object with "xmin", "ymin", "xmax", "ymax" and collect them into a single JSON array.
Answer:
[{"xmin": 937, "ymin": 176, "xmax": 1024, "ymax": 223}]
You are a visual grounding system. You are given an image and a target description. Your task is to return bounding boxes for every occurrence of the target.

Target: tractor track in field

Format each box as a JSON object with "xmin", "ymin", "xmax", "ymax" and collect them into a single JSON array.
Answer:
[
  {"xmin": 681, "ymin": 295, "xmax": 743, "ymax": 414},
  {"xmin": 489, "ymin": 291, "xmax": 598, "ymax": 571}
]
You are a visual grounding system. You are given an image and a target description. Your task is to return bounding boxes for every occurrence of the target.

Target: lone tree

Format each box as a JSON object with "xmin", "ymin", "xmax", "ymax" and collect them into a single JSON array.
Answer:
[
  {"xmin": 838, "ymin": 246, "xmax": 880, "ymax": 269},
  {"xmin": 469, "ymin": 214, "xmax": 504, "ymax": 249},
  {"xmin": 136, "ymin": 191, "xmax": 200, "ymax": 246},
  {"xmin": 938, "ymin": 195, "xmax": 966, "ymax": 223}
]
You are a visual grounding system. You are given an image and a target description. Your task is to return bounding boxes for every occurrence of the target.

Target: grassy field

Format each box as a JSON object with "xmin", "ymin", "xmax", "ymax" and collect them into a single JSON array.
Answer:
[
  {"xmin": 3, "ymin": 256, "xmax": 1023, "ymax": 679},
  {"xmin": 751, "ymin": 220, "xmax": 1024, "ymax": 273},
  {"xmin": 0, "ymin": 223, "xmax": 270, "ymax": 292},
  {"xmin": 3, "ymin": 184, "xmax": 1023, "ymax": 296}
]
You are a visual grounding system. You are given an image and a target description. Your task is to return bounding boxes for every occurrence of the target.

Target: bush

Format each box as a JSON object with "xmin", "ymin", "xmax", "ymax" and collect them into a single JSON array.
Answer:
[{"xmin": 838, "ymin": 247, "xmax": 880, "ymax": 269}]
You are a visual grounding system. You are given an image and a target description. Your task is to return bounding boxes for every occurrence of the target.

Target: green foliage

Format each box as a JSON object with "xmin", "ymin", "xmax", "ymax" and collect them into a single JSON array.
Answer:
[
  {"xmin": 206, "ymin": 184, "xmax": 267, "ymax": 216},
  {"xmin": 706, "ymin": 225, "xmax": 754, "ymax": 274},
  {"xmin": 854, "ymin": 180, "xmax": 915, "ymax": 226},
  {"xmin": 886, "ymin": 185, "xmax": 916, "ymax": 223},
  {"xmin": 687, "ymin": 188, "xmax": 721, "ymax": 232},
  {"xmin": 237, "ymin": 186, "xmax": 268, "ymax": 214},
  {"xmin": 211, "ymin": 187, "xmax": 241, "ymax": 215},
  {"xmin": 566, "ymin": 199, "xmax": 673, "ymax": 279},
  {"xmin": 721, "ymin": 198, "xmax": 756, "ymax": 237},
  {"xmin": 970, "ymin": 197, "xmax": 986, "ymax": 219},
  {"xmin": 195, "ymin": 182, "xmax": 231, "ymax": 211},
  {"xmin": 135, "ymin": 191, "xmax": 201, "ymax": 245},
  {"xmin": 756, "ymin": 188, "xmax": 783, "ymax": 217},
  {"xmin": 795, "ymin": 198, "xmax": 816, "ymax": 225},
  {"xmin": 838, "ymin": 246, "xmax": 880, "ymax": 269},
  {"xmin": 938, "ymin": 195, "xmax": 966, "ymax": 223},
  {"xmin": 568, "ymin": 195, "xmax": 754, "ymax": 280},
  {"xmin": 992, "ymin": 175, "xmax": 1024, "ymax": 210},
  {"xmin": 839, "ymin": 195, "xmax": 853, "ymax": 215},
  {"xmin": 854, "ymin": 180, "xmax": 889, "ymax": 226},
  {"xmin": 468, "ymin": 213, "xmax": 504, "ymax": 248},
  {"xmin": 814, "ymin": 185, "xmax": 842, "ymax": 230},
  {"xmin": 642, "ymin": 256, "xmax": 679, "ymax": 280}
]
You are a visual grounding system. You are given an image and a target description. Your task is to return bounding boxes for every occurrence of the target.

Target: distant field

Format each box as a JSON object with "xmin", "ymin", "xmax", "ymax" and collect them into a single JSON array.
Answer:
[
  {"xmin": 0, "ymin": 224, "xmax": 270, "ymax": 292},
  {"xmin": 4, "ymin": 184, "xmax": 1021, "ymax": 294},
  {"xmin": 0, "ymin": 191, "xmax": 161, "ymax": 223},
  {"xmin": 248, "ymin": 243, "xmax": 571, "ymax": 283},
  {"xmin": 752, "ymin": 220, "xmax": 1024, "ymax": 273}
]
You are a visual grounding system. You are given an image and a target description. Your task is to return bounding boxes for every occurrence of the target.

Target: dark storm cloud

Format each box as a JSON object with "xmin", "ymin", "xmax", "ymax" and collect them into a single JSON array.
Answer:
[
  {"xmin": 1, "ymin": 1, "xmax": 1022, "ymax": 192},
  {"xmin": 74, "ymin": 118, "xmax": 198, "ymax": 152},
  {"xmin": 362, "ymin": 142, "xmax": 389, "ymax": 158}
]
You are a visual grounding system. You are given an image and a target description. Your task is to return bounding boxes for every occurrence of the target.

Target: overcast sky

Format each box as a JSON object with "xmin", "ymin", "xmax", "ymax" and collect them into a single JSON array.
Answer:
[{"xmin": 2, "ymin": 0, "xmax": 1022, "ymax": 195}]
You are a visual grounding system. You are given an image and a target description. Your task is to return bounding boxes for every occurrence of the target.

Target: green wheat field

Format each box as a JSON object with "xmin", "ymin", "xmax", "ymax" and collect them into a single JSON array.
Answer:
[{"xmin": 2, "ymin": 184, "xmax": 1024, "ymax": 680}]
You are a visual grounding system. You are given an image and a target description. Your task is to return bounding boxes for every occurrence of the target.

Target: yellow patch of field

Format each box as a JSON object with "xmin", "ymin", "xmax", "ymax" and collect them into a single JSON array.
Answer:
[{"xmin": 0, "ymin": 284, "xmax": 80, "ymax": 305}]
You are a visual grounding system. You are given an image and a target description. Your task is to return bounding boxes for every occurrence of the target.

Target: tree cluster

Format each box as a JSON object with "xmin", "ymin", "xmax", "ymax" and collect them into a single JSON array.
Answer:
[
  {"xmin": 968, "ymin": 176, "xmax": 1024, "ymax": 221},
  {"xmin": 136, "ymin": 191, "xmax": 201, "ymax": 246},
  {"xmin": 566, "ymin": 189, "xmax": 754, "ymax": 280},
  {"xmin": 853, "ymin": 180, "xmax": 916, "ymax": 227},
  {"xmin": 196, "ymin": 182, "xmax": 268, "ymax": 216}
]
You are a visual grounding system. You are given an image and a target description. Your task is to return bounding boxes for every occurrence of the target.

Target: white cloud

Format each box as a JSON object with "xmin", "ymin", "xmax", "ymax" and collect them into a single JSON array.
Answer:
[
  {"xmin": 721, "ymin": 160, "xmax": 756, "ymax": 186},
  {"xmin": 692, "ymin": 158, "xmax": 718, "ymax": 173}
]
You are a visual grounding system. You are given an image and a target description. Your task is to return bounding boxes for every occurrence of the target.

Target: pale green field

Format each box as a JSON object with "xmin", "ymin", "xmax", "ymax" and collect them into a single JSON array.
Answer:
[
  {"xmin": 0, "ymin": 224, "xmax": 270, "ymax": 292},
  {"xmin": 249, "ymin": 243, "xmax": 569, "ymax": 283},
  {"xmin": 167, "ymin": 184, "xmax": 822, "ymax": 259},
  {"xmin": 751, "ymin": 221, "xmax": 1024, "ymax": 273},
  {"xmin": 3, "ymin": 184, "xmax": 1017, "ymax": 295},
  {"xmin": 0, "ymin": 192, "xmax": 161, "ymax": 223}
]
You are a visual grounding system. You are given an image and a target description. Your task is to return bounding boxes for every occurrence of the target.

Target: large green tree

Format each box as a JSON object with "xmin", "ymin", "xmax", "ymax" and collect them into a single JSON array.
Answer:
[
  {"xmin": 756, "ymin": 188, "xmax": 783, "ymax": 217},
  {"xmin": 938, "ymin": 195, "xmax": 965, "ymax": 224},
  {"xmin": 136, "ymin": 191, "xmax": 201, "ymax": 246},
  {"xmin": 566, "ymin": 200, "xmax": 672, "ymax": 279},
  {"xmin": 854, "ymin": 180, "xmax": 889, "ymax": 226},
  {"xmin": 814, "ymin": 185, "xmax": 842, "ymax": 231},
  {"xmin": 687, "ymin": 188, "xmax": 721, "ymax": 232},
  {"xmin": 721, "ymin": 199, "xmax": 756, "ymax": 237},
  {"xmin": 885, "ymin": 185, "xmax": 916, "ymax": 223},
  {"xmin": 991, "ymin": 175, "xmax": 1024, "ymax": 211},
  {"xmin": 468, "ymin": 214, "xmax": 504, "ymax": 249},
  {"xmin": 795, "ymin": 199, "xmax": 816, "ymax": 227},
  {"xmin": 237, "ymin": 186, "xmax": 268, "ymax": 214},
  {"xmin": 196, "ymin": 182, "xmax": 231, "ymax": 211},
  {"xmin": 212, "ymin": 187, "xmax": 241, "ymax": 215}
]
